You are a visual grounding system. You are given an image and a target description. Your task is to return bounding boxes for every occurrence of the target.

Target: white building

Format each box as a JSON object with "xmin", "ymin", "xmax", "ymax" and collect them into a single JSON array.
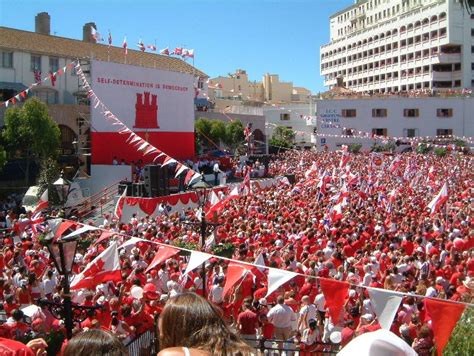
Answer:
[
  {"xmin": 320, "ymin": 0, "xmax": 473, "ymax": 93},
  {"xmin": 312, "ymin": 94, "xmax": 474, "ymax": 150},
  {"xmin": 264, "ymin": 101, "xmax": 317, "ymax": 149}
]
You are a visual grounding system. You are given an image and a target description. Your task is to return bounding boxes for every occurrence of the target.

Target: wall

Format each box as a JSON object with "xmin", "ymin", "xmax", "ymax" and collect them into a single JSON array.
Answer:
[{"xmin": 314, "ymin": 96, "xmax": 474, "ymax": 150}]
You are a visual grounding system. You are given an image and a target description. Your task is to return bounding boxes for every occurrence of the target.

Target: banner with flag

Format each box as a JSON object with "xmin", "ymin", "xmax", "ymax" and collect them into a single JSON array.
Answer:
[
  {"xmin": 70, "ymin": 242, "xmax": 122, "ymax": 289},
  {"xmin": 122, "ymin": 36, "xmax": 128, "ymax": 55},
  {"xmin": 427, "ymin": 182, "xmax": 448, "ymax": 215}
]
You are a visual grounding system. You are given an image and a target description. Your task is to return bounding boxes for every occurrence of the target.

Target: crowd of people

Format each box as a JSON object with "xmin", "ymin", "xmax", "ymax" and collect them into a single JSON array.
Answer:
[{"xmin": 0, "ymin": 149, "xmax": 472, "ymax": 355}]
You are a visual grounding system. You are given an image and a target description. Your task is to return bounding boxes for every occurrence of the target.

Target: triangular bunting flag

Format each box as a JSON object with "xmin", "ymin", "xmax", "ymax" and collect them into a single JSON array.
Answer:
[
  {"xmin": 145, "ymin": 245, "xmax": 180, "ymax": 273},
  {"xmin": 320, "ymin": 279, "xmax": 349, "ymax": 325},
  {"xmin": 184, "ymin": 251, "xmax": 212, "ymax": 276},
  {"xmin": 175, "ymin": 164, "xmax": 189, "ymax": 178},
  {"xmin": 424, "ymin": 298, "xmax": 465, "ymax": 356},
  {"xmin": 368, "ymin": 288, "xmax": 403, "ymax": 330},
  {"xmin": 265, "ymin": 268, "xmax": 297, "ymax": 298}
]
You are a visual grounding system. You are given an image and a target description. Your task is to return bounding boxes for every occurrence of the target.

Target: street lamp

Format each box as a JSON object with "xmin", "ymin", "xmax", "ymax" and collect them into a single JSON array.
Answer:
[
  {"xmin": 186, "ymin": 177, "xmax": 220, "ymax": 298},
  {"xmin": 45, "ymin": 234, "xmax": 77, "ymax": 340},
  {"xmin": 53, "ymin": 171, "xmax": 71, "ymax": 206}
]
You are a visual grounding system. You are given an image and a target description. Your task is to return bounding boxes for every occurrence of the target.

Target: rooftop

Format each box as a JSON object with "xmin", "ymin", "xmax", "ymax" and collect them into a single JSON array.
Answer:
[{"xmin": 0, "ymin": 26, "xmax": 207, "ymax": 78}]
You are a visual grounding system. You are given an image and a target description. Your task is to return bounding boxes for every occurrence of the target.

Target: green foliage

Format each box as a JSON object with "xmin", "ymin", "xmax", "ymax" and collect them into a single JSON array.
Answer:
[
  {"xmin": 2, "ymin": 98, "xmax": 60, "ymax": 160},
  {"xmin": 434, "ymin": 147, "xmax": 447, "ymax": 157},
  {"xmin": 442, "ymin": 308, "xmax": 474, "ymax": 356},
  {"xmin": 173, "ymin": 240, "xmax": 198, "ymax": 256},
  {"xmin": 224, "ymin": 120, "xmax": 245, "ymax": 151},
  {"xmin": 416, "ymin": 143, "xmax": 431, "ymax": 154},
  {"xmin": 195, "ymin": 118, "xmax": 244, "ymax": 153},
  {"xmin": 36, "ymin": 158, "xmax": 61, "ymax": 196},
  {"xmin": 0, "ymin": 144, "xmax": 6, "ymax": 171},
  {"xmin": 269, "ymin": 126, "xmax": 295, "ymax": 149},
  {"xmin": 211, "ymin": 242, "xmax": 235, "ymax": 258},
  {"xmin": 348, "ymin": 143, "xmax": 362, "ymax": 154},
  {"xmin": 371, "ymin": 142, "xmax": 395, "ymax": 152},
  {"xmin": 454, "ymin": 139, "xmax": 467, "ymax": 148}
]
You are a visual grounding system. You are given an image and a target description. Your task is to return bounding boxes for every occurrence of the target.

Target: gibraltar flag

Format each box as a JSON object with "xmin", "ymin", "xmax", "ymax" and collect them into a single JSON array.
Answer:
[
  {"xmin": 427, "ymin": 182, "xmax": 448, "ymax": 216},
  {"xmin": 32, "ymin": 189, "xmax": 49, "ymax": 214},
  {"xmin": 70, "ymin": 242, "xmax": 121, "ymax": 289}
]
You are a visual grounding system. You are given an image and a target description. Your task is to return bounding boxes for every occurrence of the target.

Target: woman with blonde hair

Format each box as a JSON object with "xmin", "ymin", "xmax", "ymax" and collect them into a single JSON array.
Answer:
[{"xmin": 158, "ymin": 292, "xmax": 251, "ymax": 356}]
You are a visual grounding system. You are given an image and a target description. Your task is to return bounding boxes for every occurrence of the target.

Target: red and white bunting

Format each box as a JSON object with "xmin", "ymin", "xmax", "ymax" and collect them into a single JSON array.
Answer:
[
  {"xmin": 184, "ymin": 251, "xmax": 212, "ymax": 276},
  {"xmin": 145, "ymin": 245, "xmax": 180, "ymax": 273},
  {"xmin": 265, "ymin": 268, "xmax": 297, "ymax": 298},
  {"xmin": 368, "ymin": 288, "xmax": 404, "ymax": 330}
]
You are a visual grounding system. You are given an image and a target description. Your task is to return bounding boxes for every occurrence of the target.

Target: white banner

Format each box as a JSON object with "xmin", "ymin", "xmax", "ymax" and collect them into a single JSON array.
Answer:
[{"xmin": 91, "ymin": 60, "xmax": 194, "ymax": 133}]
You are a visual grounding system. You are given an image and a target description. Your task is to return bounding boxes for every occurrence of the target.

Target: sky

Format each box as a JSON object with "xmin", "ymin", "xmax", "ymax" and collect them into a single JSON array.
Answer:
[{"xmin": 0, "ymin": 0, "xmax": 354, "ymax": 93}]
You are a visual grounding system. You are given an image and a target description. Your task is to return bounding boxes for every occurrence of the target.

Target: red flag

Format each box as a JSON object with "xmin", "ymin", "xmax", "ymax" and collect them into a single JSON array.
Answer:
[
  {"xmin": 424, "ymin": 298, "xmax": 465, "ymax": 356},
  {"xmin": 147, "ymin": 44, "xmax": 157, "ymax": 51},
  {"xmin": 223, "ymin": 262, "xmax": 254, "ymax": 297},
  {"xmin": 173, "ymin": 47, "xmax": 182, "ymax": 55},
  {"xmin": 159, "ymin": 47, "xmax": 170, "ymax": 56},
  {"xmin": 137, "ymin": 39, "xmax": 146, "ymax": 52},
  {"xmin": 71, "ymin": 242, "xmax": 122, "ymax": 289},
  {"xmin": 320, "ymin": 279, "xmax": 349, "ymax": 325},
  {"xmin": 32, "ymin": 189, "xmax": 49, "ymax": 214},
  {"xmin": 145, "ymin": 245, "xmax": 180, "ymax": 273},
  {"xmin": 427, "ymin": 182, "xmax": 448, "ymax": 216},
  {"xmin": 123, "ymin": 36, "xmax": 128, "ymax": 55},
  {"xmin": 108, "ymin": 31, "xmax": 112, "ymax": 47},
  {"xmin": 55, "ymin": 221, "xmax": 76, "ymax": 239}
]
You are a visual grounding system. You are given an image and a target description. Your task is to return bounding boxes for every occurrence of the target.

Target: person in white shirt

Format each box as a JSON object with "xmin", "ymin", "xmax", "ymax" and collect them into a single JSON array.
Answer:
[
  {"xmin": 210, "ymin": 277, "xmax": 224, "ymax": 305},
  {"xmin": 267, "ymin": 296, "xmax": 297, "ymax": 344},
  {"xmin": 298, "ymin": 296, "xmax": 317, "ymax": 331}
]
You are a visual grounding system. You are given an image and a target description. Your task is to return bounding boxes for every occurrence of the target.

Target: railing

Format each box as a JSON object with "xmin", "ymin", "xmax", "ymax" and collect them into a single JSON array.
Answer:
[
  {"xmin": 126, "ymin": 329, "xmax": 157, "ymax": 356},
  {"xmin": 242, "ymin": 336, "xmax": 340, "ymax": 355},
  {"xmin": 73, "ymin": 181, "xmax": 120, "ymax": 218}
]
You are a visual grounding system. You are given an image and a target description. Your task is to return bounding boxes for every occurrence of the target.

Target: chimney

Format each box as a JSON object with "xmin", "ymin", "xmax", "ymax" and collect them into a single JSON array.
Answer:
[
  {"xmin": 83, "ymin": 22, "xmax": 97, "ymax": 43},
  {"xmin": 35, "ymin": 12, "xmax": 50, "ymax": 35}
]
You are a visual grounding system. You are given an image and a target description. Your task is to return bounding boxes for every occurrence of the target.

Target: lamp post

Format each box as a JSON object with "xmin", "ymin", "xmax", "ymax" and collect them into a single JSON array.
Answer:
[
  {"xmin": 45, "ymin": 235, "xmax": 78, "ymax": 340},
  {"xmin": 185, "ymin": 177, "xmax": 221, "ymax": 298},
  {"xmin": 53, "ymin": 171, "xmax": 71, "ymax": 207}
]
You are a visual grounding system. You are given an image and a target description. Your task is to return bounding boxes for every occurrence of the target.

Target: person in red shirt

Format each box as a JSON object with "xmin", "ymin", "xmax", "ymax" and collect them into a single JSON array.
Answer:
[{"xmin": 237, "ymin": 300, "xmax": 258, "ymax": 347}]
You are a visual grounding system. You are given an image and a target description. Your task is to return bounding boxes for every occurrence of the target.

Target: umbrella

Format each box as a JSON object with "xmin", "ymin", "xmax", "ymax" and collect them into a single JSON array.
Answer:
[{"xmin": 337, "ymin": 329, "xmax": 416, "ymax": 356}]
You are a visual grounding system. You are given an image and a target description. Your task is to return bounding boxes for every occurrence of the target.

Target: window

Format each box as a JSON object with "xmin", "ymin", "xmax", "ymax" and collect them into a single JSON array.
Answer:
[
  {"xmin": 1, "ymin": 51, "xmax": 13, "ymax": 68},
  {"xmin": 280, "ymin": 113, "xmax": 290, "ymax": 121},
  {"xmin": 32, "ymin": 89, "xmax": 58, "ymax": 104},
  {"xmin": 436, "ymin": 129, "xmax": 452, "ymax": 136},
  {"xmin": 404, "ymin": 128, "xmax": 418, "ymax": 137},
  {"xmin": 372, "ymin": 128, "xmax": 387, "ymax": 136},
  {"xmin": 404, "ymin": 108, "xmax": 419, "ymax": 117},
  {"xmin": 31, "ymin": 55, "xmax": 41, "ymax": 72},
  {"xmin": 343, "ymin": 128, "xmax": 354, "ymax": 136},
  {"xmin": 341, "ymin": 109, "xmax": 357, "ymax": 117},
  {"xmin": 437, "ymin": 108, "xmax": 453, "ymax": 117},
  {"xmin": 372, "ymin": 108, "xmax": 387, "ymax": 117},
  {"xmin": 49, "ymin": 57, "xmax": 59, "ymax": 72}
]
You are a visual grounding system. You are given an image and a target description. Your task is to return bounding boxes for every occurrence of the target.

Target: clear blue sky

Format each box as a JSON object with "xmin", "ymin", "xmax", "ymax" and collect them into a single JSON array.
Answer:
[{"xmin": 0, "ymin": 0, "xmax": 353, "ymax": 93}]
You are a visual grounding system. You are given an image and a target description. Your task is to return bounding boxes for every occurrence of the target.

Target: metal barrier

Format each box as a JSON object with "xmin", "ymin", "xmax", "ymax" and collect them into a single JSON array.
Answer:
[
  {"xmin": 242, "ymin": 336, "xmax": 340, "ymax": 355},
  {"xmin": 125, "ymin": 329, "xmax": 157, "ymax": 356},
  {"xmin": 74, "ymin": 181, "xmax": 120, "ymax": 218}
]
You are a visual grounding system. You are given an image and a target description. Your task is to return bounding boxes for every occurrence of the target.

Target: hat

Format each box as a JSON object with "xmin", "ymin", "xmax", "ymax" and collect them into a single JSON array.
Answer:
[
  {"xmin": 143, "ymin": 283, "xmax": 159, "ymax": 300},
  {"xmin": 361, "ymin": 314, "xmax": 373, "ymax": 321}
]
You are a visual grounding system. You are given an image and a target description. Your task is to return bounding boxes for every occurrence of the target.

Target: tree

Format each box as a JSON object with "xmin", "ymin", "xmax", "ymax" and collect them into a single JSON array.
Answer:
[
  {"xmin": 209, "ymin": 120, "xmax": 226, "ymax": 146},
  {"xmin": 2, "ymin": 98, "xmax": 61, "ymax": 185},
  {"xmin": 195, "ymin": 118, "xmax": 213, "ymax": 153},
  {"xmin": 269, "ymin": 126, "xmax": 295, "ymax": 150},
  {"xmin": 223, "ymin": 120, "xmax": 245, "ymax": 153},
  {"xmin": 36, "ymin": 157, "xmax": 61, "ymax": 198},
  {"xmin": 0, "ymin": 145, "xmax": 6, "ymax": 171}
]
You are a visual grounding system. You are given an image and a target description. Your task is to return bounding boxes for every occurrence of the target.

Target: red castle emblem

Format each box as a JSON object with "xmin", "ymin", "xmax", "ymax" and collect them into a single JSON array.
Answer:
[{"xmin": 134, "ymin": 92, "xmax": 159, "ymax": 129}]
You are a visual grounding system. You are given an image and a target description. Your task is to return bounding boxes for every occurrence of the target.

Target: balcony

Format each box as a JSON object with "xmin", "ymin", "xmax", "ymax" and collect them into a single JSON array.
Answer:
[{"xmin": 432, "ymin": 53, "xmax": 462, "ymax": 64}]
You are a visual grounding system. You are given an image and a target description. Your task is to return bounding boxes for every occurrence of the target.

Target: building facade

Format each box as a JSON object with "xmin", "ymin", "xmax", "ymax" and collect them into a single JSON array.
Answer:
[
  {"xmin": 320, "ymin": 0, "xmax": 473, "ymax": 93},
  {"xmin": 311, "ymin": 94, "xmax": 474, "ymax": 150},
  {"xmin": 208, "ymin": 69, "xmax": 311, "ymax": 109},
  {"xmin": 0, "ymin": 13, "xmax": 207, "ymax": 174}
]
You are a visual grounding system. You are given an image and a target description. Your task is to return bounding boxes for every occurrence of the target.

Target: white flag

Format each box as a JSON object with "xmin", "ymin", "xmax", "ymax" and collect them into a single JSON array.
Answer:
[
  {"xmin": 265, "ymin": 268, "xmax": 297, "ymax": 298},
  {"xmin": 368, "ymin": 288, "xmax": 403, "ymax": 330}
]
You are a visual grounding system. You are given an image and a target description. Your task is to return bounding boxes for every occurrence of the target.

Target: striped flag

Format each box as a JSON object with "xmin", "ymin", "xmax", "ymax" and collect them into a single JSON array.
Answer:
[{"xmin": 123, "ymin": 36, "xmax": 128, "ymax": 55}]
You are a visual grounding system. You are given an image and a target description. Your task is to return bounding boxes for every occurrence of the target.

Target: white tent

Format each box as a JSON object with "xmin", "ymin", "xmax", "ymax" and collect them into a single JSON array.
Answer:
[{"xmin": 337, "ymin": 329, "xmax": 417, "ymax": 356}]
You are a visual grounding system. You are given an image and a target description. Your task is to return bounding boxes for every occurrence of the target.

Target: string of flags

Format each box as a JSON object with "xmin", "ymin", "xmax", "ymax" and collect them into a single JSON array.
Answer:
[
  {"xmin": 75, "ymin": 62, "xmax": 202, "ymax": 186},
  {"xmin": 0, "ymin": 61, "xmax": 77, "ymax": 108},
  {"xmin": 92, "ymin": 27, "xmax": 195, "ymax": 59},
  {"xmin": 51, "ymin": 217, "xmax": 473, "ymax": 355}
]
